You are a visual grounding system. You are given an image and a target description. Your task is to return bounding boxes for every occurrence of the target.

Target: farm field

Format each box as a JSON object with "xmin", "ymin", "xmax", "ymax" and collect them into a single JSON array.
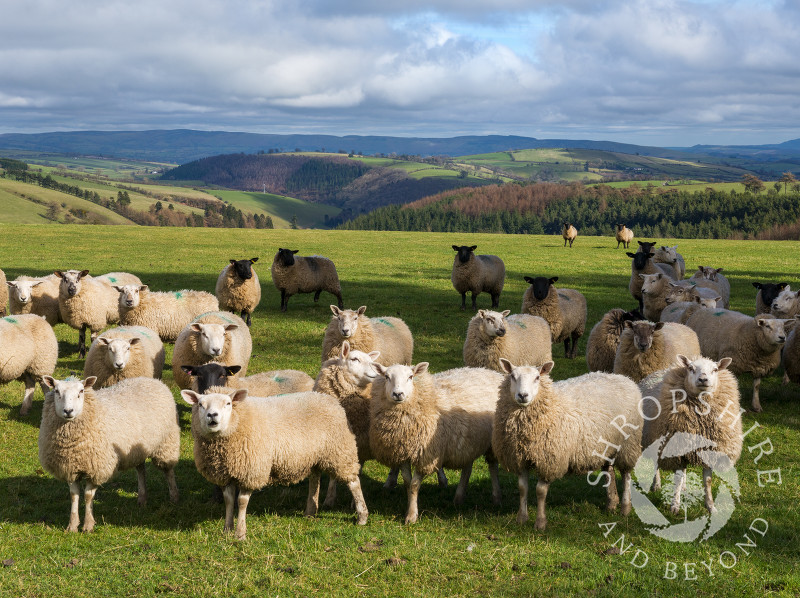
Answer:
[
  {"xmin": 0, "ymin": 226, "xmax": 798, "ymax": 597},
  {"xmin": 0, "ymin": 150, "xmax": 172, "ymax": 179},
  {"xmin": 211, "ymin": 189, "xmax": 341, "ymax": 229}
]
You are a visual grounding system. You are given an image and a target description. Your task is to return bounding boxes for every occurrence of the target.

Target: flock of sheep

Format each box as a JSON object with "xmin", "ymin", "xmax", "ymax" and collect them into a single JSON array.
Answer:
[{"xmin": 0, "ymin": 235, "xmax": 791, "ymax": 540}]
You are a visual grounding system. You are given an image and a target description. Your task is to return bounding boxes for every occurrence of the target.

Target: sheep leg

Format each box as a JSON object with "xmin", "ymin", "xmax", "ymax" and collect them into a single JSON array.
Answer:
[
  {"xmin": 783, "ymin": 371, "xmax": 790, "ymax": 385},
  {"xmin": 516, "ymin": 471, "xmax": 529, "ymax": 525},
  {"xmin": 488, "ymin": 459, "xmax": 501, "ymax": 505},
  {"xmin": 751, "ymin": 377, "xmax": 763, "ymax": 412},
  {"xmin": 490, "ymin": 293, "xmax": 500, "ymax": 309},
  {"xmin": 322, "ymin": 477, "xmax": 337, "ymax": 509},
  {"xmin": 313, "ymin": 290, "xmax": 322, "ymax": 303},
  {"xmin": 564, "ymin": 238, "xmax": 567, "ymax": 247},
  {"xmin": 279, "ymin": 289, "xmax": 287, "ymax": 312},
  {"xmin": 223, "ymin": 484, "xmax": 236, "ymax": 533},
  {"xmin": 670, "ymin": 469, "xmax": 686, "ymax": 516},
  {"xmin": 453, "ymin": 463, "xmax": 472, "ymax": 506},
  {"xmin": 534, "ymin": 480, "xmax": 549, "ymax": 530},
  {"xmin": 335, "ymin": 292, "xmax": 344, "ymax": 310},
  {"xmin": 67, "ymin": 481, "xmax": 81, "ymax": 532},
  {"xmin": 703, "ymin": 467, "xmax": 716, "ymax": 514},
  {"xmin": 460, "ymin": 292, "xmax": 467, "ymax": 311},
  {"xmin": 241, "ymin": 310, "xmax": 251, "ymax": 327},
  {"xmin": 20, "ymin": 372, "xmax": 36, "ymax": 416},
  {"xmin": 620, "ymin": 471, "xmax": 632, "ymax": 516},
  {"xmin": 605, "ymin": 464, "xmax": 619, "ymax": 512},
  {"xmin": 400, "ymin": 463, "xmax": 422, "ymax": 524},
  {"xmin": 136, "ymin": 463, "xmax": 147, "ymax": 506},
  {"xmin": 163, "ymin": 467, "xmax": 179, "ymax": 503},
  {"xmin": 347, "ymin": 478, "xmax": 369, "ymax": 525},
  {"xmin": 570, "ymin": 331, "xmax": 580, "ymax": 358},
  {"xmin": 436, "ymin": 467, "xmax": 448, "ymax": 487},
  {"xmin": 305, "ymin": 470, "xmax": 321, "ymax": 517},
  {"xmin": 563, "ymin": 337, "xmax": 571, "ymax": 359},
  {"xmin": 651, "ymin": 468, "xmax": 662, "ymax": 492},
  {"xmin": 78, "ymin": 324, "xmax": 88, "ymax": 357},
  {"xmin": 470, "ymin": 292, "xmax": 479, "ymax": 310},
  {"xmin": 383, "ymin": 466, "xmax": 399, "ymax": 490},
  {"xmin": 82, "ymin": 481, "xmax": 98, "ymax": 533},
  {"xmin": 234, "ymin": 489, "xmax": 252, "ymax": 541}
]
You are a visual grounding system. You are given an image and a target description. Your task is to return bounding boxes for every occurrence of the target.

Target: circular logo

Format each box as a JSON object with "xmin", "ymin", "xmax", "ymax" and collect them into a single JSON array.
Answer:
[{"xmin": 631, "ymin": 432, "xmax": 740, "ymax": 543}]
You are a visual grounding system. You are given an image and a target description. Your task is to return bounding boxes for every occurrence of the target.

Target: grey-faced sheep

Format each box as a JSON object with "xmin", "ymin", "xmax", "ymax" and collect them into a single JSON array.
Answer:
[
  {"xmin": 640, "ymin": 355, "xmax": 742, "ymax": 516},
  {"xmin": 683, "ymin": 309, "xmax": 793, "ymax": 412},
  {"xmin": 615, "ymin": 224, "xmax": 634, "ymax": 249},
  {"xmin": 83, "ymin": 325, "xmax": 165, "ymax": 389},
  {"xmin": 753, "ymin": 281, "xmax": 788, "ymax": 315},
  {"xmin": 689, "ymin": 266, "xmax": 730, "ymax": 308},
  {"xmin": 463, "ymin": 309, "xmax": 552, "ymax": 371},
  {"xmin": 652, "ymin": 245, "xmax": 686, "ymax": 279},
  {"xmin": 181, "ymin": 387, "xmax": 368, "ymax": 539},
  {"xmin": 562, "ymin": 223, "xmax": 577, "ymax": 248},
  {"xmin": 521, "ymin": 276, "xmax": 587, "ymax": 359},
  {"xmin": 215, "ymin": 258, "xmax": 261, "ymax": 326},
  {"xmin": 370, "ymin": 363, "xmax": 504, "ymax": 524},
  {"xmin": 56, "ymin": 269, "xmax": 142, "ymax": 357},
  {"xmin": 115, "ymin": 284, "xmax": 219, "ymax": 342},
  {"xmin": 270, "ymin": 248, "xmax": 343, "ymax": 312},
  {"xmin": 492, "ymin": 359, "xmax": 643, "ymax": 529},
  {"xmin": 627, "ymin": 249, "xmax": 675, "ymax": 307},
  {"xmin": 0, "ymin": 314, "xmax": 58, "ymax": 415},
  {"xmin": 659, "ymin": 295, "xmax": 719, "ymax": 325},
  {"xmin": 7, "ymin": 274, "xmax": 61, "ymax": 325},
  {"xmin": 39, "ymin": 376, "xmax": 180, "ymax": 532},
  {"xmin": 171, "ymin": 311, "xmax": 252, "ymax": 390},
  {"xmin": 585, "ymin": 308, "xmax": 645, "ymax": 373},
  {"xmin": 182, "ymin": 362, "xmax": 314, "ymax": 396},
  {"xmin": 769, "ymin": 285, "xmax": 800, "ymax": 318},
  {"xmin": 321, "ymin": 305, "xmax": 413, "ymax": 365},
  {"xmin": 451, "ymin": 245, "xmax": 505, "ymax": 310},
  {"xmin": 613, "ymin": 320, "xmax": 701, "ymax": 383}
]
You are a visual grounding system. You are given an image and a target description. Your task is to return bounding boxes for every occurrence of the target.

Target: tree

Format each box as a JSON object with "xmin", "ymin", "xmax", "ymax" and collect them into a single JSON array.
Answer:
[
  {"xmin": 290, "ymin": 214, "xmax": 298, "ymax": 229},
  {"xmin": 742, "ymin": 174, "xmax": 765, "ymax": 194},
  {"xmin": 779, "ymin": 172, "xmax": 797, "ymax": 194}
]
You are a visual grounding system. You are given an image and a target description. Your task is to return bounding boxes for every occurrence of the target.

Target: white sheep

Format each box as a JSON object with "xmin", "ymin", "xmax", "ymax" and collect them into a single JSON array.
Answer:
[
  {"xmin": 370, "ymin": 362, "xmax": 504, "ymax": 524},
  {"xmin": 0, "ymin": 268, "xmax": 6, "ymax": 316},
  {"xmin": 652, "ymin": 245, "xmax": 686, "ymax": 279},
  {"xmin": 115, "ymin": 284, "xmax": 219, "ymax": 342},
  {"xmin": 613, "ymin": 320, "xmax": 702, "ymax": 383},
  {"xmin": 753, "ymin": 281, "xmax": 788, "ymax": 315},
  {"xmin": 83, "ymin": 325, "xmax": 165, "ymax": 388},
  {"xmin": 659, "ymin": 295, "xmax": 719, "ymax": 324},
  {"xmin": 182, "ymin": 362, "xmax": 314, "ymax": 396},
  {"xmin": 615, "ymin": 224, "xmax": 634, "ymax": 249},
  {"xmin": 215, "ymin": 258, "xmax": 261, "ymax": 326},
  {"xmin": 769, "ymin": 285, "xmax": 800, "ymax": 318},
  {"xmin": 172, "ymin": 311, "xmax": 253, "ymax": 390},
  {"xmin": 562, "ymin": 222, "xmax": 577, "ymax": 248},
  {"xmin": 462, "ymin": 309, "xmax": 552, "ymax": 371},
  {"xmin": 628, "ymin": 247, "xmax": 675, "ymax": 306},
  {"xmin": 585, "ymin": 308, "xmax": 644, "ymax": 373},
  {"xmin": 182, "ymin": 387, "xmax": 368, "ymax": 539},
  {"xmin": 689, "ymin": 266, "xmax": 730, "ymax": 308},
  {"xmin": 7, "ymin": 274, "xmax": 62, "ymax": 325},
  {"xmin": 38, "ymin": 376, "xmax": 180, "ymax": 532},
  {"xmin": 492, "ymin": 359, "xmax": 643, "ymax": 529},
  {"xmin": 321, "ymin": 305, "xmax": 413, "ymax": 365},
  {"xmin": 451, "ymin": 245, "xmax": 505, "ymax": 310},
  {"xmin": 270, "ymin": 248, "xmax": 343, "ymax": 312},
  {"xmin": 0, "ymin": 314, "xmax": 58, "ymax": 415}
]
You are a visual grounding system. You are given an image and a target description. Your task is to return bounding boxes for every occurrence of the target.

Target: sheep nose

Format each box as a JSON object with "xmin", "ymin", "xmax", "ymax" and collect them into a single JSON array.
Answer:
[
  {"xmin": 126, "ymin": 300, "xmax": 134, "ymax": 306},
  {"xmin": 391, "ymin": 391, "xmax": 404, "ymax": 401},
  {"xmin": 211, "ymin": 348, "xmax": 222, "ymax": 356},
  {"xmin": 779, "ymin": 335, "xmax": 786, "ymax": 343},
  {"xmin": 341, "ymin": 329, "xmax": 350, "ymax": 337},
  {"xmin": 697, "ymin": 377, "xmax": 708, "ymax": 385},
  {"xmin": 63, "ymin": 408, "xmax": 73, "ymax": 418},
  {"xmin": 114, "ymin": 362, "xmax": 125, "ymax": 369},
  {"xmin": 516, "ymin": 393, "xmax": 529, "ymax": 403},
  {"xmin": 497, "ymin": 329, "xmax": 506, "ymax": 336}
]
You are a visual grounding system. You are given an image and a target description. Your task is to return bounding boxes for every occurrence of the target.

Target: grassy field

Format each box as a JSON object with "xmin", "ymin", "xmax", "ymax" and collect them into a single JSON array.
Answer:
[
  {"xmin": 0, "ymin": 151, "xmax": 172, "ymax": 179},
  {"xmin": 0, "ymin": 226, "xmax": 798, "ymax": 597},
  {"xmin": 211, "ymin": 190, "xmax": 341, "ymax": 229}
]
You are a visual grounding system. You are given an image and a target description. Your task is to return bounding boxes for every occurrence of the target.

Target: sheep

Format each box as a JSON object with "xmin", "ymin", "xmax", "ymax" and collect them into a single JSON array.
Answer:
[
  {"xmin": 663, "ymin": 280, "xmax": 722, "ymax": 307},
  {"xmin": 689, "ymin": 266, "xmax": 730, "ymax": 308},
  {"xmin": 463, "ymin": 309, "xmax": 552, "ymax": 372},
  {"xmin": 171, "ymin": 311, "xmax": 252, "ymax": 390},
  {"xmin": 181, "ymin": 387, "xmax": 368, "ymax": 539},
  {"xmin": 615, "ymin": 224, "xmax": 634, "ymax": 249},
  {"xmin": 321, "ymin": 305, "xmax": 413, "ymax": 365},
  {"xmin": 521, "ymin": 276, "xmax": 587, "ymax": 358},
  {"xmin": 659, "ymin": 295, "xmax": 719, "ymax": 324},
  {"xmin": 683, "ymin": 309, "xmax": 793, "ymax": 412},
  {"xmin": 55, "ymin": 269, "xmax": 143, "ymax": 357},
  {"xmin": 451, "ymin": 245, "xmax": 505, "ymax": 310},
  {"xmin": 652, "ymin": 245, "xmax": 686, "ymax": 279},
  {"xmin": 492, "ymin": 359, "xmax": 643, "ymax": 529},
  {"xmin": 753, "ymin": 281, "xmax": 788, "ymax": 315},
  {"xmin": 115, "ymin": 284, "xmax": 219, "ymax": 342},
  {"xmin": 0, "ymin": 314, "xmax": 58, "ymax": 416},
  {"xmin": 39, "ymin": 376, "xmax": 180, "ymax": 532},
  {"xmin": 182, "ymin": 362, "xmax": 314, "ymax": 395},
  {"xmin": 215, "ymin": 258, "xmax": 261, "ymax": 326},
  {"xmin": 83, "ymin": 325, "xmax": 165, "ymax": 388},
  {"xmin": 769, "ymin": 285, "xmax": 800, "ymax": 318},
  {"xmin": 270, "ymin": 248, "xmax": 343, "ymax": 312},
  {"xmin": 0, "ymin": 268, "xmax": 6, "ymax": 316},
  {"xmin": 782, "ymin": 316, "xmax": 800, "ymax": 385},
  {"xmin": 627, "ymin": 248, "xmax": 675, "ymax": 307},
  {"xmin": 641, "ymin": 272, "xmax": 675, "ymax": 321},
  {"xmin": 7, "ymin": 274, "xmax": 62, "ymax": 325},
  {"xmin": 562, "ymin": 222, "xmax": 577, "ymax": 248},
  {"xmin": 585, "ymin": 308, "xmax": 645, "ymax": 373},
  {"xmin": 370, "ymin": 362, "xmax": 504, "ymax": 524},
  {"xmin": 639, "ymin": 355, "xmax": 742, "ymax": 516},
  {"xmin": 613, "ymin": 320, "xmax": 701, "ymax": 383}
]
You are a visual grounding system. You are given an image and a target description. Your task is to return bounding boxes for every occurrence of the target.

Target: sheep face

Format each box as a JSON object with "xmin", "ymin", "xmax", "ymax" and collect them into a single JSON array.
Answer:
[
  {"xmin": 182, "ymin": 363, "xmax": 242, "ymax": 394},
  {"xmin": 339, "ymin": 341, "xmax": 380, "ymax": 387},
  {"xmin": 664, "ymin": 283, "xmax": 693, "ymax": 305},
  {"xmin": 498, "ymin": 359, "xmax": 554, "ymax": 406},
  {"xmin": 627, "ymin": 251, "xmax": 654, "ymax": 270},
  {"xmin": 330, "ymin": 305, "xmax": 367, "ymax": 338},
  {"xmin": 625, "ymin": 320, "xmax": 664, "ymax": 353},
  {"xmin": 275, "ymin": 248, "xmax": 299, "ymax": 268},
  {"xmin": 676, "ymin": 355, "xmax": 733, "ymax": 397},
  {"xmin": 7, "ymin": 279, "xmax": 43, "ymax": 304},
  {"xmin": 640, "ymin": 273, "xmax": 664, "ymax": 295},
  {"xmin": 753, "ymin": 282, "xmax": 788, "ymax": 309},
  {"xmin": 115, "ymin": 284, "xmax": 148, "ymax": 308},
  {"xmin": 181, "ymin": 388, "xmax": 248, "ymax": 436},
  {"xmin": 636, "ymin": 241, "xmax": 657, "ymax": 254},
  {"xmin": 695, "ymin": 295, "xmax": 719, "ymax": 309},
  {"xmin": 755, "ymin": 316, "xmax": 793, "ymax": 348},
  {"xmin": 523, "ymin": 276, "xmax": 558, "ymax": 301},
  {"xmin": 770, "ymin": 286, "xmax": 798, "ymax": 317},
  {"xmin": 659, "ymin": 246, "xmax": 679, "ymax": 264},
  {"xmin": 373, "ymin": 363, "xmax": 428, "ymax": 404},
  {"xmin": 55, "ymin": 269, "xmax": 90, "ymax": 297},
  {"xmin": 231, "ymin": 258, "xmax": 258, "ymax": 281},
  {"xmin": 42, "ymin": 376, "xmax": 96, "ymax": 421},
  {"xmin": 190, "ymin": 322, "xmax": 238, "ymax": 357},
  {"xmin": 98, "ymin": 336, "xmax": 142, "ymax": 371},
  {"xmin": 478, "ymin": 309, "xmax": 510, "ymax": 338},
  {"xmin": 452, "ymin": 245, "xmax": 477, "ymax": 264}
]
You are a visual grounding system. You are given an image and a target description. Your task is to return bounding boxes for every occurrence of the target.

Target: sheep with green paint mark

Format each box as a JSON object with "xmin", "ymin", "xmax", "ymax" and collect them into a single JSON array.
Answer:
[
  {"xmin": 83, "ymin": 325, "xmax": 165, "ymax": 388},
  {"xmin": 8, "ymin": 274, "xmax": 62, "ymax": 325},
  {"xmin": 182, "ymin": 362, "xmax": 314, "ymax": 396},
  {"xmin": 0, "ymin": 314, "xmax": 58, "ymax": 415},
  {"xmin": 322, "ymin": 305, "xmax": 413, "ymax": 366}
]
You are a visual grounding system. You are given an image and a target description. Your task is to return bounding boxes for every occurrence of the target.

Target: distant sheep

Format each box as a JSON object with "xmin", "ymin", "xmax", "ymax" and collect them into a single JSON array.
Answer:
[
  {"xmin": 0, "ymin": 314, "xmax": 58, "ymax": 415},
  {"xmin": 652, "ymin": 245, "xmax": 686, "ymax": 279},
  {"xmin": 451, "ymin": 245, "xmax": 505, "ymax": 310},
  {"xmin": 83, "ymin": 325, "xmax": 165, "ymax": 388},
  {"xmin": 585, "ymin": 308, "xmax": 645, "ymax": 373},
  {"xmin": 171, "ymin": 311, "xmax": 252, "ymax": 390},
  {"xmin": 182, "ymin": 362, "xmax": 314, "ymax": 396},
  {"xmin": 39, "ymin": 376, "xmax": 180, "ymax": 532},
  {"xmin": 463, "ymin": 309, "xmax": 552, "ymax": 371},
  {"xmin": 321, "ymin": 305, "xmax": 413, "ymax": 365},
  {"xmin": 613, "ymin": 320, "xmax": 701, "ymax": 383},
  {"xmin": 562, "ymin": 223, "xmax": 577, "ymax": 248},
  {"xmin": 215, "ymin": 258, "xmax": 261, "ymax": 326},
  {"xmin": 115, "ymin": 284, "xmax": 219, "ymax": 342},
  {"xmin": 615, "ymin": 224, "xmax": 634, "ymax": 249},
  {"xmin": 7, "ymin": 274, "xmax": 61, "ymax": 325},
  {"xmin": 521, "ymin": 276, "xmax": 587, "ymax": 358},
  {"xmin": 753, "ymin": 281, "xmax": 788, "ymax": 315},
  {"xmin": 270, "ymin": 248, "xmax": 343, "ymax": 312}
]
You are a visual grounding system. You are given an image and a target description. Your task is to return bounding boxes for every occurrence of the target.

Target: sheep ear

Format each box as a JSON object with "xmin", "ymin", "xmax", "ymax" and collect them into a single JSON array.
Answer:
[
  {"xmin": 129, "ymin": 337, "xmax": 142, "ymax": 346},
  {"xmin": 230, "ymin": 259, "xmax": 237, "ymax": 265},
  {"xmin": 539, "ymin": 361, "xmax": 555, "ymax": 376},
  {"xmin": 330, "ymin": 305, "xmax": 341, "ymax": 316},
  {"xmin": 549, "ymin": 277, "xmax": 559, "ymax": 284},
  {"xmin": 79, "ymin": 270, "xmax": 90, "ymax": 278},
  {"xmin": 6, "ymin": 281, "xmax": 16, "ymax": 289},
  {"xmin": 477, "ymin": 309, "xmax": 486, "ymax": 318},
  {"xmin": 140, "ymin": 285, "xmax": 148, "ymax": 292},
  {"xmin": 112, "ymin": 285, "xmax": 123, "ymax": 292},
  {"xmin": 180, "ymin": 365, "xmax": 196, "ymax": 375},
  {"xmin": 469, "ymin": 245, "xmax": 477, "ymax": 251},
  {"xmin": 677, "ymin": 354, "xmax": 691, "ymax": 368},
  {"xmin": 224, "ymin": 324, "xmax": 239, "ymax": 332},
  {"xmin": 624, "ymin": 320, "xmax": 634, "ymax": 329},
  {"xmin": 656, "ymin": 273, "xmax": 662, "ymax": 279},
  {"xmin": 661, "ymin": 246, "xmax": 667, "ymax": 251},
  {"xmin": 626, "ymin": 252, "xmax": 636, "ymax": 258},
  {"xmin": 41, "ymin": 376, "xmax": 56, "ymax": 389},
  {"xmin": 717, "ymin": 357, "xmax": 733, "ymax": 370},
  {"xmin": 716, "ymin": 267, "xmax": 723, "ymax": 273},
  {"xmin": 357, "ymin": 306, "xmax": 367, "ymax": 315},
  {"xmin": 367, "ymin": 351, "xmax": 380, "ymax": 361},
  {"xmin": 757, "ymin": 318, "xmax": 768, "ymax": 327},
  {"xmin": 501, "ymin": 310, "xmax": 511, "ymax": 317},
  {"xmin": 452, "ymin": 245, "xmax": 459, "ymax": 251},
  {"xmin": 786, "ymin": 285, "xmax": 792, "ymax": 292},
  {"xmin": 498, "ymin": 358, "xmax": 514, "ymax": 374},
  {"xmin": 668, "ymin": 282, "xmax": 681, "ymax": 288},
  {"xmin": 54, "ymin": 271, "xmax": 64, "ymax": 279},
  {"xmin": 97, "ymin": 337, "xmax": 110, "ymax": 345},
  {"xmin": 523, "ymin": 276, "xmax": 534, "ymax": 284},
  {"xmin": 778, "ymin": 282, "xmax": 789, "ymax": 290},
  {"xmin": 231, "ymin": 389, "xmax": 248, "ymax": 402},
  {"xmin": 291, "ymin": 250, "xmax": 299, "ymax": 254},
  {"xmin": 340, "ymin": 340, "xmax": 350, "ymax": 358},
  {"xmin": 250, "ymin": 257, "xmax": 258, "ymax": 263},
  {"xmin": 181, "ymin": 389, "xmax": 201, "ymax": 405},
  {"xmin": 373, "ymin": 363, "xmax": 387, "ymax": 376},
  {"xmin": 783, "ymin": 319, "xmax": 796, "ymax": 331},
  {"xmin": 638, "ymin": 274, "xmax": 645, "ymax": 280},
  {"xmin": 714, "ymin": 296, "xmax": 722, "ymax": 302},
  {"xmin": 654, "ymin": 322, "xmax": 665, "ymax": 331},
  {"xmin": 412, "ymin": 362, "xmax": 429, "ymax": 376},
  {"xmin": 83, "ymin": 377, "xmax": 97, "ymax": 389},
  {"xmin": 225, "ymin": 365, "xmax": 242, "ymax": 376},
  {"xmin": 752, "ymin": 282, "xmax": 762, "ymax": 289},
  {"xmin": 190, "ymin": 323, "xmax": 203, "ymax": 333}
]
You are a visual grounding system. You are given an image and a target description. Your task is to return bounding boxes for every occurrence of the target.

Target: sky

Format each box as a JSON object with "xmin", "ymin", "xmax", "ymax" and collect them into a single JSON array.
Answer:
[{"xmin": 1, "ymin": 0, "xmax": 800, "ymax": 147}]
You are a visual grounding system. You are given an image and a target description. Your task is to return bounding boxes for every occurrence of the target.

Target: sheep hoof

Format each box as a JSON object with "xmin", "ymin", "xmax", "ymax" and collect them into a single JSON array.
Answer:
[
  {"xmin": 404, "ymin": 513, "xmax": 418, "ymax": 525},
  {"xmin": 19, "ymin": 406, "xmax": 30, "ymax": 417},
  {"xmin": 516, "ymin": 512, "xmax": 528, "ymax": 525},
  {"xmin": 137, "ymin": 495, "xmax": 147, "ymax": 507},
  {"xmin": 453, "ymin": 494, "xmax": 465, "ymax": 506},
  {"xmin": 620, "ymin": 502, "xmax": 632, "ymax": 516},
  {"xmin": 670, "ymin": 504, "xmax": 681, "ymax": 516},
  {"xmin": 750, "ymin": 404, "xmax": 763, "ymax": 413},
  {"xmin": 606, "ymin": 500, "xmax": 619, "ymax": 512},
  {"xmin": 66, "ymin": 524, "xmax": 79, "ymax": 533},
  {"xmin": 322, "ymin": 498, "xmax": 335, "ymax": 510},
  {"xmin": 533, "ymin": 517, "xmax": 546, "ymax": 530},
  {"xmin": 82, "ymin": 522, "xmax": 95, "ymax": 533},
  {"xmin": 355, "ymin": 512, "xmax": 368, "ymax": 526}
]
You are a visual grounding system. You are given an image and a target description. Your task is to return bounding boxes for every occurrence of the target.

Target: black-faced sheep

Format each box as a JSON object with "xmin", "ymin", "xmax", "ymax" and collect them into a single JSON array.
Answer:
[
  {"xmin": 521, "ymin": 276, "xmax": 587, "ymax": 358},
  {"xmin": 182, "ymin": 363, "xmax": 314, "ymax": 396},
  {"xmin": 270, "ymin": 248, "xmax": 343, "ymax": 312},
  {"xmin": 627, "ymin": 249, "xmax": 675, "ymax": 307},
  {"xmin": 450, "ymin": 245, "xmax": 505, "ymax": 310},
  {"xmin": 215, "ymin": 258, "xmax": 261, "ymax": 326},
  {"xmin": 753, "ymin": 281, "xmax": 788, "ymax": 315}
]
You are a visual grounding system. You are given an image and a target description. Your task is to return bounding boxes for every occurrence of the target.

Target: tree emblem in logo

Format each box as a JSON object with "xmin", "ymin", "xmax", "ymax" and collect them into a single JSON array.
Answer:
[{"xmin": 630, "ymin": 432, "xmax": 740, "ymax": 543}]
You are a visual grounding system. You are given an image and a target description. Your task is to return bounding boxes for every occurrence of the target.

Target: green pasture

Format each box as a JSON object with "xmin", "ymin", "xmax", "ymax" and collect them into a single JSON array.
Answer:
[
  {"xmin": 0, "ymin": 151, "xmax": 171, "ymax": 179},
  {"xmin": 0, "ymin": 226, "xmax": 798, "ymax": 596},
  {"xmin": 211, "ymin": 190, "xmax": 341, "ymax": 229}
]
